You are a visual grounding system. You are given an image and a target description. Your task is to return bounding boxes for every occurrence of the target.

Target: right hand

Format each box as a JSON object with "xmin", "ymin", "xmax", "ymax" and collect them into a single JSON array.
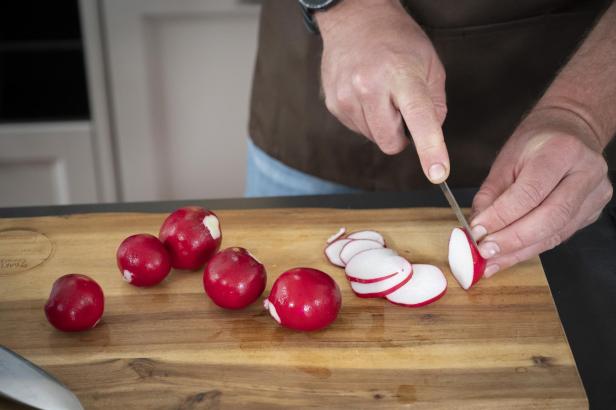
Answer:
[{"xmin": 316, "ymin": 0, "xmax": 450, "ymax": 183}]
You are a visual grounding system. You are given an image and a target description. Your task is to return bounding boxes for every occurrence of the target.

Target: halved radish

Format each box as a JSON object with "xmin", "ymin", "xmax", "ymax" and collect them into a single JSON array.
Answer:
[
  {"xmin": 349, "ymin": 268, "xmax": 413, "ymax": 298},
  {"xmin": 385, "ymin": 264, "xmax": 447, "ymax": 307},
  {"xmin": 326, "ymin": 227, "xmax": 346, "ymax": 244},
  {"xmin": 324, "ymin": 238, "xmax": 352, "ymax": 267},
  {"xmin": 339, "ymin": 239, "xmax": 383, "ymax": 265},
  {"xmin": 448, "ymin": 227, "xmax": 486, "ymax": 290},
  {"xmin": 345, "ymin": 248, "xmax": 407, "ymax": 283},
  {"xmin": 347, "ymin": 230, "xmax": 385, "ymax": 246}
]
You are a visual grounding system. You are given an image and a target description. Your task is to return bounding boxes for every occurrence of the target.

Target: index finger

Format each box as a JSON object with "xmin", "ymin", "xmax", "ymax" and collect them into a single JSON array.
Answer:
[{"xmin": 392, "ymin": 77, "xmax": 449, "ymax": 183}]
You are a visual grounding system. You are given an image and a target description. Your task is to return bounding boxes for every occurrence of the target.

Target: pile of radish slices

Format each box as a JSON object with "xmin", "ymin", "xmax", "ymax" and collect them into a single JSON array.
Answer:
[
  {"xmin": 325, "ymin": 227, "xmax": 485, "ymax": 307},
  {"xmin": 325, "ymin": 229, "xmax": 447, "ymax": 307}
]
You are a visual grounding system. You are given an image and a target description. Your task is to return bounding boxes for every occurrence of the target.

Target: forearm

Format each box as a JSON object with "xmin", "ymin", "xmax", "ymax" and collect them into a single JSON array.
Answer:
[{"xmin": 535, "ymin": 1, "xmax": 616, "ymax": 150}]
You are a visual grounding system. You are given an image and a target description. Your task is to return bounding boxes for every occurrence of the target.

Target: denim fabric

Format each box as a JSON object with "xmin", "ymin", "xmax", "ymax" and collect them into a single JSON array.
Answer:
[{"xmin": 244, "ymin": 139, "xmax": 363, "ymax": 197}]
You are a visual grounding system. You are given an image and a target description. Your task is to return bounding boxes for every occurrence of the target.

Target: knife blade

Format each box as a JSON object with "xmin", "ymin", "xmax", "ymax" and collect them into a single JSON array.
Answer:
[
  {"xmin": 438, "ymin": 181, "xmax": 479, "ymax": 249},
  {"xmin": 0, "ymin": 345, "xmax": 84, "ymax": 410}
]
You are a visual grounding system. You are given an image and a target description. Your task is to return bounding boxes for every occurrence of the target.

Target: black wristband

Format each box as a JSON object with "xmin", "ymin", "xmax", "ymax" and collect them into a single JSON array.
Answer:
[{"xmin": 298, "ymin": 0, "xmax": 340, "ymax": 35}]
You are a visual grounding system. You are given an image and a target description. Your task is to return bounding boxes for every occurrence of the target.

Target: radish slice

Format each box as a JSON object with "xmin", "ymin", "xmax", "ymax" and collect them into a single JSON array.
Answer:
[
  {"xmin": 448, "ymin": 227, "xmax": 486, "ymax": 290},
  {"xmin": 345, "ymin": 249, "xmax": 408, "ymax": 283},
  {"xmin": 385, "ymin": 264, "xmax": 447, "ymax": 307},
  {"xmin": 350, "ymin": 269, "xmax": 413, "ymax": 298},
  {"xmin": 324, "ymin": 239, "xmax": 352, "ymax": 267},
  {"xmin": 326, "ymin": 227, "xmax": 346, "ymax": 244},
  {"xmin": 339, "ymin": 239, "xmax": 384, "ymax": 265},
  {"xmin": 347, "ymin": 230, "xmax": 385, "ymax": 246}
]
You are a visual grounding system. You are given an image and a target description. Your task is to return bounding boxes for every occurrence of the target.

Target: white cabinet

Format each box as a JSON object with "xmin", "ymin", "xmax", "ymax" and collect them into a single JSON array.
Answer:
[
  {"xmin": 0, "ymin": 122, "xmax": 99, "ymax": 207},
  {"xmin": 101, "ymin": 0, "xmax": 261, "ymax": 201}
]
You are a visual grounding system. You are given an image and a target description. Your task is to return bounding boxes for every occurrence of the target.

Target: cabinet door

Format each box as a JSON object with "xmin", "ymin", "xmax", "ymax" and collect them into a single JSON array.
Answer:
[
  {"xmin": 102, "ymin": 0, "xmax": 260, "ymax": 201},
  {"xmin": 0, "ymin": 122, "xmax": 98, "ymax": 207}
]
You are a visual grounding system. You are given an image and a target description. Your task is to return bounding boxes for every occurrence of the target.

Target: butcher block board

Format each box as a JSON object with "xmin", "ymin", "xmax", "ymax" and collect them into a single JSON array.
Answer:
[{"xmin": 0, "ymin": 208, "xmax": 586, "ymax": 409}]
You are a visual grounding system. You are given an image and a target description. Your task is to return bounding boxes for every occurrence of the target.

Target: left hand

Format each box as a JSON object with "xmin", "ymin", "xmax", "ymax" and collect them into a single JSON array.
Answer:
[{"xmin": 470, "ymin": 107, "xmax": 613, "ymax": 277}]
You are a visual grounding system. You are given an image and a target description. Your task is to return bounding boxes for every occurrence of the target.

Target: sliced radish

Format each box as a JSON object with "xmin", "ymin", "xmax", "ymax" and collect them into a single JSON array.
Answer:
[
  {"xmin": 339, "ymin": 239, "xmax": 383, "ymax": 265},
  {"xmin": 385, "ymin": 264, "xmax": 447, "ymax": 307},
  {"xmin": 344, "ymin": 248, "xmax": 402, "ymax": 283},
  {"xmin": 448, "ymin": 227, "xmax": 486, "ymax": 290},
  {"xmin": 324, "ymin": 238, "xmax": 352, "ymax": 267},
  {"xmin": 326, "ymin": 227, "xmax": 346, "ymax": 244},
  {"xmin": 349, "ymin": 269, "xmax": 413, "ymax": 298},
  {"xmin": 347, "ymin": 230, "xmax": 385, "ymax": 246}
]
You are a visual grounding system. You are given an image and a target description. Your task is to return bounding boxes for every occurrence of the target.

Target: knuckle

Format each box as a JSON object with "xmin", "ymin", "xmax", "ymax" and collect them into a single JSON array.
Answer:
[
  {"xmin": 515, "ymin": 179, "xmax": 547, "ymax": 209},
  {"xmin": 335, "ymin": 86, "xmax": 354, "ymax": 110},
  {"xmin": 350, "ymin": 71, "xmax": 376, "ymax": 97},
  {"xmin": 544, "ymin": 233, "xmax": 563, "ymax": 251},
  {"xmin": 546, "ymin": 200, "xmax": 576, "ymax": 232},
  {"xmin": 378, "ymin": 138, "xmax": 405, "ymax": 155},
  {"xmin": 556, "ymin": 134, "xmax": 585, "ymax": 158}
]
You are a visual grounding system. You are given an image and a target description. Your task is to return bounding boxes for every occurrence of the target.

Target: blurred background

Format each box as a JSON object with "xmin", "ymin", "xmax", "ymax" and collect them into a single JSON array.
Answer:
[{"xmin": 0, "ymin": 0, "xmax": 260, "ymax": 207}]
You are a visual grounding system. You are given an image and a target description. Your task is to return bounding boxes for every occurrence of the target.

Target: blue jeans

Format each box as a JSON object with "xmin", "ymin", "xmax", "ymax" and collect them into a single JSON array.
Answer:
[{"xmin": 244, "ymin": 139, "xmax": 363, "ymax": 197}]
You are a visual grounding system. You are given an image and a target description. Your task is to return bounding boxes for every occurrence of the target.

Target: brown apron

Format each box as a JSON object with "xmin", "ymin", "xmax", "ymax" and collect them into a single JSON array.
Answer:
[{"xmin": 249, "ymin": 0, "xmax": 613, "ymax": 190}]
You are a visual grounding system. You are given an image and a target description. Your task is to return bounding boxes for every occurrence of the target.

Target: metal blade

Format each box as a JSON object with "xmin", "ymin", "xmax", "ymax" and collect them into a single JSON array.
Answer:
[
  {"xmin": 438, "ymin": 182, "xmax": 479, "ymax": 249},
  {"xmin": 0, "ymin": 346, "xmax": 84, "ymax": 410}
]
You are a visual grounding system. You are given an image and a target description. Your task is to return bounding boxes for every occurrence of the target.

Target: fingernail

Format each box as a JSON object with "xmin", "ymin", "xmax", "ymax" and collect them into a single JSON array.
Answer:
[
  {"xmin": 478, "ymin": 241, "xmax": 500, "ymax": 258},
  {"xmin": 470, "ymin": 225, "xmax": 487, "ymax": 241},
  {"xmin": 428, "ymin": 163, "xmax": 446, "ymax": 182},
  {"xmin": 484, "ymin": 264, "xmax": 500, "ymax": 278}
]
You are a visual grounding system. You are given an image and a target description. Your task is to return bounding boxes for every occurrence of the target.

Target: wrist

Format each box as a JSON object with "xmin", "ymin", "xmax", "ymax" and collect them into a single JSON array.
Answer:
[
  {"xmin": 520, "ymin": 104, "xmax": 605, "ymax": 153},
  {"xmin": 315, "ymin": 0, "xmax": 404, "ymax": 37}
]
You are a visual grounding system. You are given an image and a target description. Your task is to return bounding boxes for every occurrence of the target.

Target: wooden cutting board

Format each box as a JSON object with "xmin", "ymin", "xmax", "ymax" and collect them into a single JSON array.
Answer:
[{"xmin": 0, "ymin": 208, "xmax": 587, "ymax": 409}]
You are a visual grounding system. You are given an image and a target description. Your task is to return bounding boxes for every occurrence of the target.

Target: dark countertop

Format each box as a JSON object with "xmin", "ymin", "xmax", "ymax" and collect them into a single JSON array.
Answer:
[{"xmin": 1, "ymin": 188, "xmax": 614, "ymax": 409}]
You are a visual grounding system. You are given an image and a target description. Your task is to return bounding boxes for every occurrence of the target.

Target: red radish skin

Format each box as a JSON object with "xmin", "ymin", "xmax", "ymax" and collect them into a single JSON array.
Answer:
[
  {"xmin": 326, "ymin": 227, "xmax": 346, "ymax": 244},
  {"xmin": 344, "ymin": 248, "xmax": 403, "ymax": 283},
  {"xmin": 203, "ymin": 247, "xmax": 266, "ymax": 309},
  {"xmin": 116, "ymin": 234, "xmax": 171, "ymax": 287},
  {"xmin": 159, "ymin": 207, "xmax": 222, "ymax": 270},
  {"xmin": 339, "ymin": 239, "xmax": 383, "ymax": 265},
  {"xmin": 349, "ymin": 269, "xmax": 413, "ymax": 298},
  {"xmin": 448, "ymin": 227, "xmax": 486, "ymax": 290},
  {"xmin": 385, "ymin": 264, "xmax": 447, "ymax": 307},
  {"xmin": 324, "ymin": 238, "xmax": 352, "ymax": 267},
  {"xmin": 264, "ymin": 268, "xmax": 341, "ymax": 331},
  {"xmin": 347, "ymin": 230, "xmax": 385, "ymax": 246},
  {"xmin": 44, "ymin": 274, "xmax": 104, "ymax": 332}
]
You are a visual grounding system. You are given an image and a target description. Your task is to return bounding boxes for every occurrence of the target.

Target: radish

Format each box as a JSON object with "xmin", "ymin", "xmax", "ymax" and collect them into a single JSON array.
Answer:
[
  {"xmin": 339, "ymin": 239, "xmax": 384, "ymax": 265},
  {"xmin": 324, "ymin": 238, "xmax": 352, "ymax": 267},
  {"xmin": 264, "ymin": 268, "xmax": 341, "ymax": 331},
  {"xmin": 44, "ymin": 274, "xmax": 104, "ymax": 332},
  {"xmin": 344, "ymin": 248, "xmax": 404, "ymax": 283},
  {"xmin": 349, "ymin": 270, "xmax": 413, "ymax": 298},
  {"xmin": 326, "ymin": 227, "xmax": 346, "ymax": 244},
  {"xmin": 203, "ymin": 247, "xmax": 266, "ymax": 309},
  {"xmin": 448, "ymin": 227, "xmax": 486, "ymax": 290},
  {"xmin": 159, "ymin": 206, "xmax": 222, "ymax": 270},
  {"xmin": 116, "ymin": 234, "xmax": 171, "ymax": 287},
  {"xmin": 385, "ymin": 264, "xmax": 447, "ymax": 307},
  {"xmin": 347, "ymin": 230, "xmax": 385, "ymax": 245}
]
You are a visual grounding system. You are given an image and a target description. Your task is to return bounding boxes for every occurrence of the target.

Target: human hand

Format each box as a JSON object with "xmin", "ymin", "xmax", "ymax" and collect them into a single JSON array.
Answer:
[
  {"xmin": 316, "ymin": 0, "xmax": 449, "ymax": 182},
  {"xmin": 470, "ymin": 107, "xmax": 612, "ymax": 277}
]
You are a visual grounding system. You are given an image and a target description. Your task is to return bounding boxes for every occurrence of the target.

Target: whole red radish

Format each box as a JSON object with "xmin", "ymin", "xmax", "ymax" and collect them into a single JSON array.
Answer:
[
  {"xmin": 44, "ymin": 274, "xmax": 104, "ymax": 332},
  {"xmin": 203, "ymin": 247, "xmax": 266, "ymax": 309},
  {"xmin": 116, "ymin": 234, "xmax": 171, "ymax": 287},
  {"xmin": 264, "ymin": 268, "xmax": 341, "ymax": 331},
  {"xmin": 159, "ymin": 206, "xmax": 222, "ymax": 270},
  {"xmin": 448, "ymin": 227, "xmax": 486, "ymax": 290}
]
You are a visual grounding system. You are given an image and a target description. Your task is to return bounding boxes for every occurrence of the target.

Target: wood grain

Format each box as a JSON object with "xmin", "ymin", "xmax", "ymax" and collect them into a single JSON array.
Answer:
[{"xmin": 0, "ymin": 208, "xmax": 587, "ymax": 409}]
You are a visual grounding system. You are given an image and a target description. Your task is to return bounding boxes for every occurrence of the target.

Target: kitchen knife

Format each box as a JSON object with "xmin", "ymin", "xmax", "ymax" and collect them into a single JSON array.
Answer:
[
  {"xmin": 402, "ymin": 125, "xmax": 478, "ymax": 249},
  {"xmin": 0, "ymin": 345, "xmax": 84, "ymax": 410},
  {"xmin": 438, "ymin": 181, "xmax": 479, "ymax": 249}
]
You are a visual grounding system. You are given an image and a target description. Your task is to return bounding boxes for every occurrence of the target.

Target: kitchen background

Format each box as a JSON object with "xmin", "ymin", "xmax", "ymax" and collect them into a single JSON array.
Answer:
[{"xmin": 0, "ymin": 0, "xmax": 260, "ymax": 207}]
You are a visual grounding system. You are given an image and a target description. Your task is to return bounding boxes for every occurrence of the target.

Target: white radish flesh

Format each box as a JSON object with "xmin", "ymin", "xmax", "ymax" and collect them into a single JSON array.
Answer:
[
  {"xmin": 347, "ymin": 230, "xmax": 385, "ymax": 246},
  {"xmin": 345, "ymin": 248, "xmax": 408, "ymax": 283},
  {"xmin": 339, "ymin": 239, "xmax": 384, "ymax": 265},
  {"xmin": 326, "ymin": 227, "xmax": 346, "ymax": 244},
  {"xmin": 385, "ymin": 264, "xmax": 447, "ymax": 307},
  {"xmin": 325, "ymin": 239, "xmax": 352, "ymax": 267},
  {"xmin": 350, "ymin": 269, "xmax": 413, "ymax": 298},
  {"xmin": 448, "ymin": 227, "xmax": 486, "ymax": 290}
]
